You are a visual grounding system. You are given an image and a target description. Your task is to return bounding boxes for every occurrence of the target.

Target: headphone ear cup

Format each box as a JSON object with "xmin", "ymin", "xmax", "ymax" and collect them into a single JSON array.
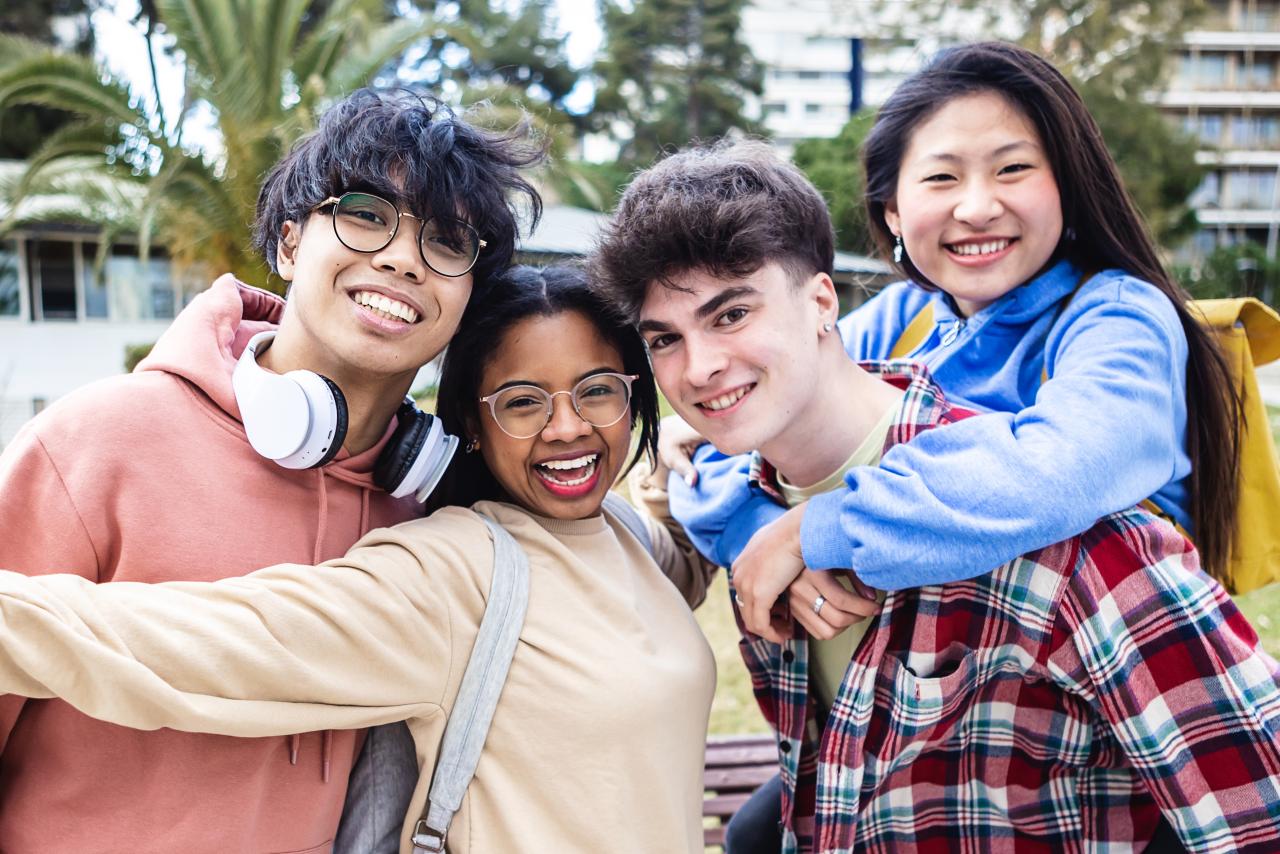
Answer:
[
  {"xmin": 375, "ymin": 403, "xmax": 428, "ymax": 494},
  {"xmin": 312, "ymin": 375, "xmax": 349, "ymax": 468}
]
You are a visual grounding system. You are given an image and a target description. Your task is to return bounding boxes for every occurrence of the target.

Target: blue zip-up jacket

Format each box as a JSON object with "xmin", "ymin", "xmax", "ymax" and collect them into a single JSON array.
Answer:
[{"xmin": 670, "ymin": 259, "xmax": 1192, "ymax": 589}]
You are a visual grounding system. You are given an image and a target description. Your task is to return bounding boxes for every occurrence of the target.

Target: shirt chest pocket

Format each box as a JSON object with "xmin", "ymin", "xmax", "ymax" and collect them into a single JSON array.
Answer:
[{"xmin": 881, "ymin": 643, "xmax": 979, "ymax": 733}]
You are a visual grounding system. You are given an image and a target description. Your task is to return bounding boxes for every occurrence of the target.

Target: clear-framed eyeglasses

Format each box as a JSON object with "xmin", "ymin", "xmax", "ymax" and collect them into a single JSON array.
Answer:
[
  {"xmin": 479, "ymin": 372, "xmax": 640, "ymax": 439},
  {"xmin": 313, "ymin": 192, "xmax": 487, "ymax": 278}
]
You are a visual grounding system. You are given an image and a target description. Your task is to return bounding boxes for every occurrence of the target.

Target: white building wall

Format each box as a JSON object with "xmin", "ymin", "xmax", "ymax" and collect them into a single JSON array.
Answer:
[{"xmin": 0, "ymin": 319, "xmax": 171, "ymax": 446}]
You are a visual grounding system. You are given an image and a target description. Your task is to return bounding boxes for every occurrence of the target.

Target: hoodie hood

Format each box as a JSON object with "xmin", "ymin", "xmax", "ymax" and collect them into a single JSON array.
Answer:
[{"xmin": 135, "ymin": 274, "xmax": 396, "ymax": 483}]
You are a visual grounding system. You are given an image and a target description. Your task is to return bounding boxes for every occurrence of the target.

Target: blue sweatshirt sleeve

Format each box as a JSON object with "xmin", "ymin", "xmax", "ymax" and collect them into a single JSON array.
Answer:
[
  {"xmin": 668, "ymin": 445, "xmax": 784, "ymax": 568},
  {"xmin": 801, "ymin": 277, "xmax": 1190, "ymax": 589}
]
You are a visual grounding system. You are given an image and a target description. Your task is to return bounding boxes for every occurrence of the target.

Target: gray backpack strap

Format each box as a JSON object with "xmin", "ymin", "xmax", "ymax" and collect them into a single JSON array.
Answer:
[
  {"xmin": 603, "ymin": 491, "xmax": 654, "ymax": 556},
  {"xmin": 411, "ymin": 516, "xmax": 530, "ymax": 854}
]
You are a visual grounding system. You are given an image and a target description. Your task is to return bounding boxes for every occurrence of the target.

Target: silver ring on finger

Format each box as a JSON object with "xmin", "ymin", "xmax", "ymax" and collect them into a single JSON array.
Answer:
[{"xmin": 811, "ymin": 594, "xmax": 827, "ymax": 615}]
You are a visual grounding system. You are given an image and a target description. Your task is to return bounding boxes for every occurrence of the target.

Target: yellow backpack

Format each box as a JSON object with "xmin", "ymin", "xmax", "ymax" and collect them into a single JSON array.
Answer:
[{"xmin": 889, "ymin": 295, "xmax": 1280, "ymax": 594}]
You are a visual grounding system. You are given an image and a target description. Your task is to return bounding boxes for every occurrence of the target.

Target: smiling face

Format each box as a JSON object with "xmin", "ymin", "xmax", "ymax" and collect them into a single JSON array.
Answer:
[
  {"xmin": 639, "ymin": 262, "xmax": 835, "ymax": 459},
  {"xmin": 273, "ymin": 199, "xmax": 474, "ymax": 386},
  {"xmin": 886, "ymin": 91, "xmax": 1063, "ymax": 316},
  {"xmin": 472, "ymin": 310, "xmax": 634, "ymax": 520}
]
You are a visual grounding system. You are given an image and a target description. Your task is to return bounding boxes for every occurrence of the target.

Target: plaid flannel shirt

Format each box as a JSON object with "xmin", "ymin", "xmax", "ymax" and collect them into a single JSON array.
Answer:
[{"xmin": 739, "ymin": 361, "xmax": 1280, "ymax": 853}]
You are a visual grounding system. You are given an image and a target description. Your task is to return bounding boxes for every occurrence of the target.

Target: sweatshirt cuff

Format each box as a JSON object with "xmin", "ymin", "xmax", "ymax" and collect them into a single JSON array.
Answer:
[{"xmin": 800, "ymin": 490, "xmax": 852, "ymax": 570}]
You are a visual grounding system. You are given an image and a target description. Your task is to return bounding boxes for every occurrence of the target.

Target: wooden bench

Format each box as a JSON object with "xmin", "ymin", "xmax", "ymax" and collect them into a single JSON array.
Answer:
[{"xmin": 703, "ymin": 733, "xmax": 778, "ymax": 850}]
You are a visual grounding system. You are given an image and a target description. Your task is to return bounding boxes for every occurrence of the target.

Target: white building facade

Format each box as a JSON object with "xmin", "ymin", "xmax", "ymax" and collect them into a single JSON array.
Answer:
[
  {"xmin": 738, "ymin": 0, "xmax": 923, "ymax": 153},
  {"xmin": 1166, "ymin": 0, "xmax": 1280, "ymax": 260},
  {"xmin": 0, "ymin": 231, "xmax": 207, "ymax": 446}
]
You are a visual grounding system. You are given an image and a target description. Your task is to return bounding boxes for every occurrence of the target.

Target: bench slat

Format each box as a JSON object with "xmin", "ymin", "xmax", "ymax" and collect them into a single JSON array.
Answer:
[{"xmin": 704, "ymin": 764, "xmax": 778, "ymax": 790}]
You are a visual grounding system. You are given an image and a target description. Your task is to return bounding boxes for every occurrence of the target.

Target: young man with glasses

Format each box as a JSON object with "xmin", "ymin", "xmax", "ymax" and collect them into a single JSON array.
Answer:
[
  {"xmin": 591, "ymin": 140, "xmax": 1280, "ymax": 852},
  {"xmin": 0, "ymin": 89, "xmax": 541, "ymax": 853}
]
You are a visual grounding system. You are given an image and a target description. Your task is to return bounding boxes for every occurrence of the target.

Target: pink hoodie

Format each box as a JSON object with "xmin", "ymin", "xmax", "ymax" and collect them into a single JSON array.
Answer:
[{"xmin": 0, "ymin": 275, "xmax": 421, "ymax": 853}]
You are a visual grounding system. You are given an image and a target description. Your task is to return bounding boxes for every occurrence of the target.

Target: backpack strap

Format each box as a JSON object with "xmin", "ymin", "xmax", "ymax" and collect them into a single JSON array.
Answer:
[
  {"xmin": 603, "ymin": 491, "xmax": 655, "ymax": 556},
  {"xmin": 889, "ymin": 303, "xmax": 934, "ymax": 359},
  {"xmin": 412, "ymin": 516, "xmax": 530, "ymax": 854}
]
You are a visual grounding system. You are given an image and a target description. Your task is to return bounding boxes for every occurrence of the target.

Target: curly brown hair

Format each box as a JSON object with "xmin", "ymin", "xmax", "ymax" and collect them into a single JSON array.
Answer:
[{"xmin": 590, "ymin": 139, "xmax": 835, "ymax": 321}]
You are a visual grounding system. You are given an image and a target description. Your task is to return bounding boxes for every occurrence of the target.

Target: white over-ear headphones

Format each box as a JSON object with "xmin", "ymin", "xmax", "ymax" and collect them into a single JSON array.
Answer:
[{"xmin": 232, "ymin": 331, "xmax": 458, "ymax": 502}]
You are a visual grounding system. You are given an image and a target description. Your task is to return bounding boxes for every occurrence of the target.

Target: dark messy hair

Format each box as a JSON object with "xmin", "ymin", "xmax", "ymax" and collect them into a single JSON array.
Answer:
[
  {"xmin": 590, "ymin": 139, "xmax": 835, "ymax": 322},
  {"xmin": 863, "ymin": 41, "xmax": 1242, "ymax": 582},
  {"xmin": 254, "ymin": 88, "xmax": 545, "ymax": 300},
  {"xmin": 428, "ymin": 265, "xmax": 661, "ymax": 511}
]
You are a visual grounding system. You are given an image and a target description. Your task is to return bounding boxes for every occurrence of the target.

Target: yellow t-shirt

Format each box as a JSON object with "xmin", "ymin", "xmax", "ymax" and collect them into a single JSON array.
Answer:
[{"xmin": 777, "ymin": 404, "xmax": 896, "ymax": 711}]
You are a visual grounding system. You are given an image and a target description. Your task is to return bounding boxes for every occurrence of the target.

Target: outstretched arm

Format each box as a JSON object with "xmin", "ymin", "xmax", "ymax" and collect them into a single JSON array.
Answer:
[{"xmin": 0, "ymin": 511, "xmax": 492, "ymax": 737}]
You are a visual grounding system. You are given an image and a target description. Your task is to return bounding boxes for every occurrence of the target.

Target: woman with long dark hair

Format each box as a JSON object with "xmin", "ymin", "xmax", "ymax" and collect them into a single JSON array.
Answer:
[{"xmin": 675, "ymin": 41, "xmax": 1241, "ymax": 621}]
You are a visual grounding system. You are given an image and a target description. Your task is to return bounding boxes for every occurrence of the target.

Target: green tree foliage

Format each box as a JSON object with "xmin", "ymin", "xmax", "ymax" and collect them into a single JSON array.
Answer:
[
  {"xmin": 792, "ymin": 111, "xmax": 875, "ymax": 254},
  {"xmin": 0, "ymin": 0, "xmax": 445, "ymax": 291},
  {"xmin": 0, "ymin": 0, "xmax": 99, "ymax": 159},
  {"xmin": 1176, "ymin": 241, "xmax": 1280, "ymax": 308},
  {"xmin": 592, "ymin": 0, "xmax": 765, "ymax": 167}
]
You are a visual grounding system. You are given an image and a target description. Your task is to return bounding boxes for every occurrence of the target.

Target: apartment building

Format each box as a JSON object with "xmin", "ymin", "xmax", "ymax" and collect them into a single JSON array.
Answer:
[
  {"xmin": 1164, "ymin": 0, "xmax": 1280, "ymax": 260},
  {"xmin": 0, "ymin": 229, "xmax": 207, "ymax": 444},
  {"xmin": 739, "ymin": 0, "xmax": 922, "ymax": 153}
]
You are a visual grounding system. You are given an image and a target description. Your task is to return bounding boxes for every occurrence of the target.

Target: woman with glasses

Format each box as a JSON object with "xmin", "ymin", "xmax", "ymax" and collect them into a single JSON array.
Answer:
[{"xmin": 0, "ymin": 266, "xmax": 718, "ymax": 854}]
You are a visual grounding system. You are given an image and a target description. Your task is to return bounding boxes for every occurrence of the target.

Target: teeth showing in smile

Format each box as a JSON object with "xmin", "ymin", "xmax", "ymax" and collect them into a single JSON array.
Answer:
[
  {"xmin": 535, "ymin": 453, "xmax": 599, "ymax": 487},
  {"xmin": 701, "ymin": 386, "xmax": 750, "ymax": 412},
  {"xmin": 353, "ymin": 291, "xmax": 419, "ymax": 323},
  {"xmin": 948, "ymin": 239, "xmax": 1010, "ymax": 256}
]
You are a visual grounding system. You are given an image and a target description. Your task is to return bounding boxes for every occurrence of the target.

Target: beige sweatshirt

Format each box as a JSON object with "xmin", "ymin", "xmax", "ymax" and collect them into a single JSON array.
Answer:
[{"xmin": 0, "ymin": 499, "xmax": 717, "ymax": 853}]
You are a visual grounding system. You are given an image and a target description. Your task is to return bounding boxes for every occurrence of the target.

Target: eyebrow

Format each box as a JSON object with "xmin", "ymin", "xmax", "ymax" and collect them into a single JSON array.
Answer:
[
  {"xmin": 918, "ymin": 140, "xmax": 1040, "ymax": 164},
  {"xmin": 489, "ymin": 366, "xmax": 624, "ymax": 393},
  {"xmin": 637, "ymin": 285, "xmax": 760, "ymax": 334}
]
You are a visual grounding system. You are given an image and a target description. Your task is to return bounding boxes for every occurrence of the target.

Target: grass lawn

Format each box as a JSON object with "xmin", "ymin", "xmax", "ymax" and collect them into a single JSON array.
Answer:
[{"xmin": 694, "ymin": 573, "xmax": 768, "ymax": 735}]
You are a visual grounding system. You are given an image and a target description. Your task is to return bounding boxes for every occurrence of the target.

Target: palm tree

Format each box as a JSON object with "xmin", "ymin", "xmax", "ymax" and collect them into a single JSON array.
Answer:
[{"xmin": 0, "ymin": 0, "xmax": 442, "ymax": 290}]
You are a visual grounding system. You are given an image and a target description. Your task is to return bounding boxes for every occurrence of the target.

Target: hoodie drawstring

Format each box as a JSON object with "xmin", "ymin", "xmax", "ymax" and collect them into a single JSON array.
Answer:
[
  {"xmin": 313, "ymin": 468, "xmax": 329, "ymax": 565},
  {"xmin": 284, "ymin": 470, "xmax": 338, "ymax": 781},
  {"xmin": 360, "ymin": 488, "xmax": 370, "ymax": 538}
]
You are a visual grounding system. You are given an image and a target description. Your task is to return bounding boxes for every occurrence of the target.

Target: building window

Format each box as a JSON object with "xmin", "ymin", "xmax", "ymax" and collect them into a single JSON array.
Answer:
[
  {"xmin": 1190, "ymin": 171, "xmax": 1221, "ymax": 208},
  {"xmin": 1243, "ymin": 0, "xmax": 1278, "ymax": 31},
  {"xmin": 0, "ymin": 240, "xmax": 18, "ymax": 318},
  {"xmin": 1180, "ymin": 53, "xmax": 1229, "ymax": 88},
  {"xmin": 11, "ymin": 237, "xmax": 183, "ymax": 323},
  {"xmin": 27, "ymin": 240, "xmax": 77, "ymax": 321},
  {"xmin": 805, "ymin": 103, "xmax": 824, "ymax": 114},
  {"xmin": 762, "ymin": 102, "xmax": 786, "ymax": 117},
  {"xmin": 1244, "ymin": 58, "xmax": 1275, "ymax": 89},
  {"xmin": 1189, "ymin": 112, "xmax": 1224, "ymax": 145},
  {"xmin": 1223, "ymin": 168, "xmax": 1277, "ymax": 209},
  {"xmin": 104, "ymin": 245, "xmax": 175, "ymax": 321},
  {"xmin": 81, "ymin": 242, "xmax": 109, "ymax": 319}
]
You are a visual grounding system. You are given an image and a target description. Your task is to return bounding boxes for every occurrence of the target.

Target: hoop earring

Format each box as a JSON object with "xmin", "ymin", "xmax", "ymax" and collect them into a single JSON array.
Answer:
[
  {"xmin": 893, "ymin": 235, "xmax": 904, "ymax": 264},
  {"xmin": 464, "ymin": 438, "xmax": 479, "ymax": 454}
]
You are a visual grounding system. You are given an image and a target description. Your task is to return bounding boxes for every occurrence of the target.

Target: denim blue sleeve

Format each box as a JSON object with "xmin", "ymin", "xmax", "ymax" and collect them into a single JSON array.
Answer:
[
  {"xmin": 669, "ymin": 445, "xmax": 785, "ymax": 568},
  {"xmin": 801, "ymin": 278, "xmax": 1189, "ymax": 589}
]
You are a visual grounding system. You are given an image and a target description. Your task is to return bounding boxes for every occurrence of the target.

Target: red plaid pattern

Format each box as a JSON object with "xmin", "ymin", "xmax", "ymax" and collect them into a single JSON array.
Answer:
[{"xmin": 738, "ymin": 361, "xmax": 1280, "ymax": 853}]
